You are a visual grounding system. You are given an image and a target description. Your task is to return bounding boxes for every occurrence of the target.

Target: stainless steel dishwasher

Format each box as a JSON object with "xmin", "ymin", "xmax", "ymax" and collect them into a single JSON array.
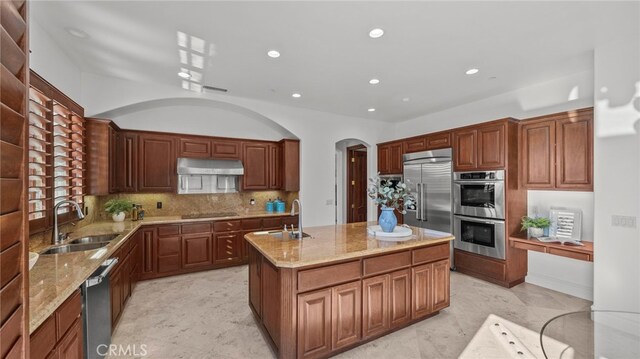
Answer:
[{"xmin": 81, "ymin": 258, "xmax": 119, "ymax": 359}]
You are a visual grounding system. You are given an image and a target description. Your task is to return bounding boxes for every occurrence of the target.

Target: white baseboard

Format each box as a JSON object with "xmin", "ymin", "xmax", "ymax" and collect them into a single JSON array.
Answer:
[{"xmin": 525, "ymin": 273, "xmax": 594, "ymax": 301}]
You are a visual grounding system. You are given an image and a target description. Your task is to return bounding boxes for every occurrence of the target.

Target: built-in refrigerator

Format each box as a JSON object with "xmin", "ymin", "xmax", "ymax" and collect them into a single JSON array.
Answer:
[{"xmin": 403, "ymin": 148, "xmax": 454, "ymax": 267}]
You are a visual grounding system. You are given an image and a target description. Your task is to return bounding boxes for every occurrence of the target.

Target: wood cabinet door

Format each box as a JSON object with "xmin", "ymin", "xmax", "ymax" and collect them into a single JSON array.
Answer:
[
  {"xmin": 362, "ymin": 274, "xmax": 389, "ymax": 339},
  {"xmin": 121, "ymin": 132, "xmax": 138, "ymax": 192},
  {"xmin": 477, "ymin": 124, "xmax": 505, "ymax": 169},
  {"xmin": 110, "ymin": 266, "xmax": 123, "ymax": 328},
  {"xmin": 141, "ymin": 228, "xmax": 157, "ymax": 276},
  {"xmin": 331, "ymin": 281, "xmax": 361, "ymax": 350},
  {"xmin": 242, "ymin": 142, "xmax": 269, "ymax": 190},
  {"xmin": 248, "ymin": 246, "xmax": 262, "ymax": 318},
  {"xmin": 389, "ymin": 269, "xmax": 411, "ymax": 328},
  {"xmin": 182, "ymin": 233, "xmax": 213, "ymax": 268},
  {"xmin": 377, "ymin": 145, "xmax": 390, "ymax": 174},
  {"xmin": 268, "ymin": 143, "xmax": 282, "ymax": 189},
  {"xmin": 425, "ymin": 131, "xmax": 452, "ymax": 150},
  {"xmin": 555, "ymin": 115, "xmax": 593, "ymax": 190},
  {"xmin": 178, "ymin": 137, "xmax": 211, "ymax": 158},
  {"xmin": 122, "ymin": 252, "xmax": 132, "ymax": 304},
  {"xmin": 520, "ymin": 120, "xmax": 555, "ymax": 189},
  {"xmin": 411, "ymin": 264, "xmax": 432, "ymax": 319},
  {"xmin": 109, "ymin": 127, "xmax": 120, "ymax": 193},
  {"xmin": 281, "ymin": 139, "xmax": 300, "ymax": 191},
  {"xmin": 403, "ymin": 136, "xmax": 427, "ymax": 154},
  {"xmin": 212, "ymin": 139, "xmax": 241, "ymax": 159},
  {"xmin": 454, "ymin": 129, "xmax": 477, "ymax": 170},
  {"xmin": 56, "ymin": 319, "xmax": 83, "ymax": 359},
  {"xmin": 389, "ymin": 142, "xmax": 404, "ymax": 174},
  {"xmin": 214, "ymin": 232, "xmax": 242, "ymax": 264},
  {"xmin": 138, "ymin": 134, "xmax": 176, "ymax": 192},
  {"xmin": 157, "ymin": 235, "xmax": 181, "ymax": 274},
  {"xmin": 432, "ymin": 260, "xmax": 450, "ymax": 312},
  {"xmin": 297, "ymin": 289, "xmax": 332, "ymax": 359}
]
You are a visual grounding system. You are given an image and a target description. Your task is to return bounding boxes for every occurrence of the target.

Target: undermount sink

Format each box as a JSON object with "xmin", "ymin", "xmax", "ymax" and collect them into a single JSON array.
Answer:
[
  {"xmin": 69, "ymin": 234, "xmax": 118, "ymax": 245},
  {"xmin": 41, "ymin": 241, "xmax": 110, "ymax": 255},
  {"xmin": 256, "ymin": 230, "xmax": 312, "ymax": 239}
]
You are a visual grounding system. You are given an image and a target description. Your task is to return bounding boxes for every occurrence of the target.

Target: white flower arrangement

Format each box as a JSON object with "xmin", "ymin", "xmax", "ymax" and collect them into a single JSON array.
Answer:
[{"xmin": 367, "ymin": 175, "xmax": 414, "ymax": 214}]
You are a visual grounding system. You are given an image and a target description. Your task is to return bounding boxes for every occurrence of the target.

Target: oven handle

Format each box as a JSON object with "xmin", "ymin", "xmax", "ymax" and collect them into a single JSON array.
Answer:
[
  {"xmin": 454, "ymin": 180, "xmax": 503, "ymax": 185},
  {"xmin": 454, "ymin": 214, "xmax": 505, "ymax": 225}
]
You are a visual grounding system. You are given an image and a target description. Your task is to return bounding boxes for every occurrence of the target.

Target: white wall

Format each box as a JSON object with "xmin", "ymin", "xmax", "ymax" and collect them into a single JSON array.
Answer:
[
  {"xmin": 28, "ymin": 18, "xmax": 83, "ymax": 101},
  {"xmin": 526, "ymin": 191, "xmax": 595, "ymax": 300},
  {"xmin": 80, "ymin": 73, "xmax": 387, "ymax": 227},
  {"xmin": 593, "ymin": 29, "xmax": 640, "ymax": 312},
  {"xmin": 392, "ymin": 70, "xmax": 593, "ymax": 139}
]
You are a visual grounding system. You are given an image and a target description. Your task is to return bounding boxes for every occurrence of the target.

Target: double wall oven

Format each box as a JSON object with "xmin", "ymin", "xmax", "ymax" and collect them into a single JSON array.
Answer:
[{"xmin": 453, "ymin": 170, "xmax": 506, "ymax": 260}]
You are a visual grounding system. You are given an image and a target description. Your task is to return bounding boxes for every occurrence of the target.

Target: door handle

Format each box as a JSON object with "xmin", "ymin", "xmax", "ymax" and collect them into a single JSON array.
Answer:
[{"xmin": 422, "ymin": 183, "xmax": 427, "ymax": 222}]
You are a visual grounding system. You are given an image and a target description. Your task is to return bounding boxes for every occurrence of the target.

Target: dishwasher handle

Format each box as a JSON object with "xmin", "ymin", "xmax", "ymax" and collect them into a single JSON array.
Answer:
[{"xmin": 85, "ymin": 258, "xmax": 119, "ymax": 287}]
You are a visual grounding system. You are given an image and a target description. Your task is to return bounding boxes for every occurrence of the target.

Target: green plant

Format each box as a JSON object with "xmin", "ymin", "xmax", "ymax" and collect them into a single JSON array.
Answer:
[
  {"xmin": 521, "ymin": 216, "xmax": 551, "ymax": 231},
  {"xmin": 367, "ymin": 175, "xmax": 414, "ymax": 214},
  {"xmin": 104, "ymin": 199, "xmax": 133, "ymax": 215}
]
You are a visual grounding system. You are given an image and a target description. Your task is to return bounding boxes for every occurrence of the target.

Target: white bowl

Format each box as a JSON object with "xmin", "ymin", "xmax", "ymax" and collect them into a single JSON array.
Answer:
[{"xmin": 29, "ymin": 252, "xmax": 39, "ymax": 270}]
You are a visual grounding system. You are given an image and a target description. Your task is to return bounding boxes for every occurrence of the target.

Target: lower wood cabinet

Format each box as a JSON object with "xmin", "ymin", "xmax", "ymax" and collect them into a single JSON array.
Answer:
[
  {"xmin": 182, "ymin": 233, "xmax": 213, "ymax": 268},
  {"xmin": 362, "ymin": 275, "xmax": 390, "ymax": 339},
  {"xmin": 297, "ymin": 289, "xmax": 332, "ymax": 359},
  {"xmin": 157, "ymin": 235, "xmax": 182, "ymax": 273},
  {"xmin": 110, "ymin": 265, "xmax": 123, "ymax": 327},
  {"xmin": 331, "ymin": 281, "xmax": 361, "ymax": 350},
  {"xmin": 30, "ymin": 290, "xmax": 83, "ymax": 359},
  {"xmin": 248, "ymin": 246, "xmax": 262, "ymax": 318},
  {"xmin": 214, "ymin": 232, "xmax": 243, "ymax": 264},
  {"xmin": 389, "ymin": 269, "xmax": 411, "ymax": 328},
  {"xmin": 412, "ymin": 259, "xmax": 450, "ymax": 319}
]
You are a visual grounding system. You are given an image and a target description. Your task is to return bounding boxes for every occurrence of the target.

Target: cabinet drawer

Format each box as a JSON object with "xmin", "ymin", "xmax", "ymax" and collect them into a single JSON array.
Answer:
[
  {"xmin": 454, "ymin": 250, "xmax": 506, "ymax": 281},
  {"xmin": 363, "ymin": 251, "xmax": 411, "ymax": 277},
  {"xmin": 298, "ymin": 260, "xmax": 361, "ymax": 293},
  {"xmin": 262, "ymin": 217, "xmax": 282, "ymax": 230},
  {"xmin": 55, "ymin": 289, "xmax": 81, "ymax": 340},
  {"xmin": 157, "ymin": 225, "xmax": 180, "ymax": 237},
  {"xmin": 182, "ymin": 222, "xmax": 212, "ymax": 235},
  {"xmin": 412, "ymin": 243, "xmax": 450, "ymax": 265},
  {"xmin": 30, "ymin": 316, "xmax": 56, "ymax": 359},
  {"xmin": 241, "ymin": 218, "xmax": 263, "ymax": 230},
  {"xmin": 511, "ymin": 241, "xmax": 545, "ymax": 253},
  {"xmin": 549, "ymin": 248, "xmax": 591, "ymax": 261},
  {"xmin": 214, "ymin": 220, "xmax": 240, "ymax": 232}
]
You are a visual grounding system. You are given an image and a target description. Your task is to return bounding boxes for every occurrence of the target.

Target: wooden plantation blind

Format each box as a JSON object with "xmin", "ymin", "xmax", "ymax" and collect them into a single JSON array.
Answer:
[{"xmin": 28, "ymin": 71, "xmax": 86, "ymax": 232}]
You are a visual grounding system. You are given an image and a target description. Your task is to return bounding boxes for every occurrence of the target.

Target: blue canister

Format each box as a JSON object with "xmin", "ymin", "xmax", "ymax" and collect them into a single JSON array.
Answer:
[
  {"xmin": 266, "ymin": 199, "xmax": 274, "ymax": 212},
  {"xmin": 275, "ymin": 199, "xmax": 286, "ymax": 213}
]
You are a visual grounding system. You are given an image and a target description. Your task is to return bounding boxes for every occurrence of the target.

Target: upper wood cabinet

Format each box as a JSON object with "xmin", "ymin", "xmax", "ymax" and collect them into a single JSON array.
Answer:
[
  {"xmin": 178, "ymin": 137, "xmax": 211, "ymax": 158},
  {"xmin": 242, "ymin": 142, "xmax": 270, "ymax": 190},
  {"xmin": 454, "ymin": 121, "xmax": 510, "ymax": 171},
  {"xmin": 281, "ymin": 139, "xmax": 300, "ymax": 191},
  {"xmin": 138, "ymin": 133, "xmax": 176, "ymax": 192},
  {"xmin": 377, "ymin": 141, "xmax": 403, "ymax": 175},
  {"xmin": 212, "ymin": 139, "xmax": 241, "ymax": 159},
  {"xmin": 403, "ymin": 131, "xmax": 452, "ymax": 154},
  {"xmin": 520, "ymin": 108, "xmax": 593, "ymax": 191},
  {"xmin": 86, "ymin": 119, "xmax": 113, "ymax": 195},
  {"xmin": 268, "ymin": 143, "xmax": 282, "ymax": 190},
  {"xmin": 120, "ymin": 132, "xmax": 138, "ymax": 193}
]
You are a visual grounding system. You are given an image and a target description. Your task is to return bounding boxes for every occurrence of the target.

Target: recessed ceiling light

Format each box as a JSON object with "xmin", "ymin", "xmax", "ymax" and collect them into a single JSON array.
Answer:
[
  {"xmin": 267, "ymin": 50, "xmax": 280, "ymax": 58},
  {"xmin": 369, "ymin": 78, "xmax": 380, "ymax": 85},
  {"xmin": 368, "ymin": 108, "xmax": 376, "ymax": 112},
  {"xmin": 178, "ymin": 71, "xmax": 191, "ymax": 79},
  {"xmin": 402, "ymin": 97, "xmax": 410, "ymax": 102},
  {"xmin": 65, "ymin": 27, "xmax": 89, "ymax": 39},
  {"xmin": 292, "ymin": 93, "xmax": 302, "ymax": 98},
  {"xmin": 369, "ymin": 28, "xmax": 384, "ymax": 39},
  {"xmin": 465, "ymin": 68, "xmax": 479, "ymax": 75}
]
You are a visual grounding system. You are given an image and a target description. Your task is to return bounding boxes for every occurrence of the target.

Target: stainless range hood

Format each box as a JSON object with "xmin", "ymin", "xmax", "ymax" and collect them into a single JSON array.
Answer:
[{"xmin": 177, "ymin": 158, "xmax": 244, "ymax": 194}]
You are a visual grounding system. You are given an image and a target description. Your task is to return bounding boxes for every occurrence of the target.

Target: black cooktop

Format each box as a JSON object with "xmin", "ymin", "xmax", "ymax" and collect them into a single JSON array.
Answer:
[{"xmin": 181, "ymin": 212, "xmax": 239, "ymax": 219}]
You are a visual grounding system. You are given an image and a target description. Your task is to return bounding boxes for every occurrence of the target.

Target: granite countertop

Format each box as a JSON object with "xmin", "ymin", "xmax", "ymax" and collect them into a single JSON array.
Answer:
[
  {"xmin": 245, "ymin": 222, "xmax": 454, "ymax": 269},
  {"xmin": 28, "ymin": 211, "xmax": 296, "ymax": 334}
]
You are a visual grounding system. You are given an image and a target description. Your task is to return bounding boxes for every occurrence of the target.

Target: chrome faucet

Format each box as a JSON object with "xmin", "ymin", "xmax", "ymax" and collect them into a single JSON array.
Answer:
[
  {"xmin": 52, "ymin": 200, "xmax": 85, "ymax": 244},
  {"xmin": 290, "ymin": 199, "xmax": 303, "ymax": 239}
]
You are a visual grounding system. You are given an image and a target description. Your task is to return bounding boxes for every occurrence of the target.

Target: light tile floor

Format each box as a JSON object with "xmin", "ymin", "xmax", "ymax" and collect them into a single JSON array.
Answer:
[{"xmin": 108, "ymin": 266, "xmax": 591, "ymax": 359}]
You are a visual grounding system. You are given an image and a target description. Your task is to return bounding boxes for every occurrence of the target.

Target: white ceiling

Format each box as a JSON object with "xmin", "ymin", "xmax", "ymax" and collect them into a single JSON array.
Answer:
[{"xmin": 31, "ymin": 1, "xmax": 634, "ymax": 122}]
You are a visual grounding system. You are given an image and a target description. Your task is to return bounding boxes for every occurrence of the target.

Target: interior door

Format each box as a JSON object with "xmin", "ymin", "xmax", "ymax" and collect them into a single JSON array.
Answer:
[
  {"xmin": 347, "ymin": 146, "xmax": 367, "ymax": 223},
  {"xmin": 403, "ymin": 164, "xmax": 422, "ymax": 227},
  {"xmin": 421, "ymin": 160, "xmax": 452, "ymax": 233}
]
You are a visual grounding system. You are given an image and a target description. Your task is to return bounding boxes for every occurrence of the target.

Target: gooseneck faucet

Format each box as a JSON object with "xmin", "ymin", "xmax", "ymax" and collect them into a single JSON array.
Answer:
[
  {"xmin": 290, "ymin": 199, "xmax": 303, "ymax": 239},
  {"xmin": 52, "ymin": 200, "xmax": 85, "ymax": 244}
]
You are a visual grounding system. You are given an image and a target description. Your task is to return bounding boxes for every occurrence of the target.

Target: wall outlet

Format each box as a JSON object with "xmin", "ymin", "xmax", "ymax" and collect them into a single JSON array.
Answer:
[
  {"xmin": 84, "ymin": 206, "xmax": 88, "ymax": 216},
  {"xmin": 326, "ymin": 199, "xmax": 334, "ymax": 205},
  {"xmin": 611, "ymin": 215, "xmax": 637, "ymax": 228},
  {"xmin": 157, "ymin": 202, "xmax": 162, "ymax": 209}
]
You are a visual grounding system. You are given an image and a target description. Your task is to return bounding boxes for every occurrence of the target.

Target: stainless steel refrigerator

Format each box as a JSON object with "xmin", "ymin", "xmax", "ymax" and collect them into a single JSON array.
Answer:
[{"xmin": 403, "ymin": 148, "xmax": 454, "ymax": 266}]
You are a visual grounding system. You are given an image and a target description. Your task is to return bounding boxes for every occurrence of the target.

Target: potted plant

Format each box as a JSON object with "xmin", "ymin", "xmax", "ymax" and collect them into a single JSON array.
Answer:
[
  {"xmin": 521, "ymin": 216, "xmax": 551, "ymax": 238},
  {"xmin": 104, "ymin": 199, "xmax": 133, "ymax": 222},
  {"xmin": 367, "ymin": 176, "xmax": 414, "ymax": 233}
]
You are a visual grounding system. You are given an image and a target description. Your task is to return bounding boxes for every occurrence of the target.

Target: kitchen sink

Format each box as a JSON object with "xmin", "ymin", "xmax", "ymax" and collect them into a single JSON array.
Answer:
[
  {"xmin": 255, "ymin": 230, "xmax": 312, "ymax": 239},
  {"xmin": 69, "ymin": 234, "xmax": 118, "ymax": 245},
  {"xmin": 41, "ymin": 242, "xmax": 110, "ymax": 255}
]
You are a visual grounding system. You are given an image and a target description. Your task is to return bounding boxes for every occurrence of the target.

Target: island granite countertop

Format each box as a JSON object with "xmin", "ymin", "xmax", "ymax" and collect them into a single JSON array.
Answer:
[
  {"xmin": 244, "ymin": 222, "xmax": 454, "ymax": 268},
  {"xmin": 28, "ymin": 211, "xmax": 297, "ymax": 334}
]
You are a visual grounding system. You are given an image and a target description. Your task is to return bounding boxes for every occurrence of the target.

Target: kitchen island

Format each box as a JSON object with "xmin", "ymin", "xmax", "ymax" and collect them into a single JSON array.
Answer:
[{"xmin": 245, "ymin": 222, "xmax": 454, "ymax": 359}]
